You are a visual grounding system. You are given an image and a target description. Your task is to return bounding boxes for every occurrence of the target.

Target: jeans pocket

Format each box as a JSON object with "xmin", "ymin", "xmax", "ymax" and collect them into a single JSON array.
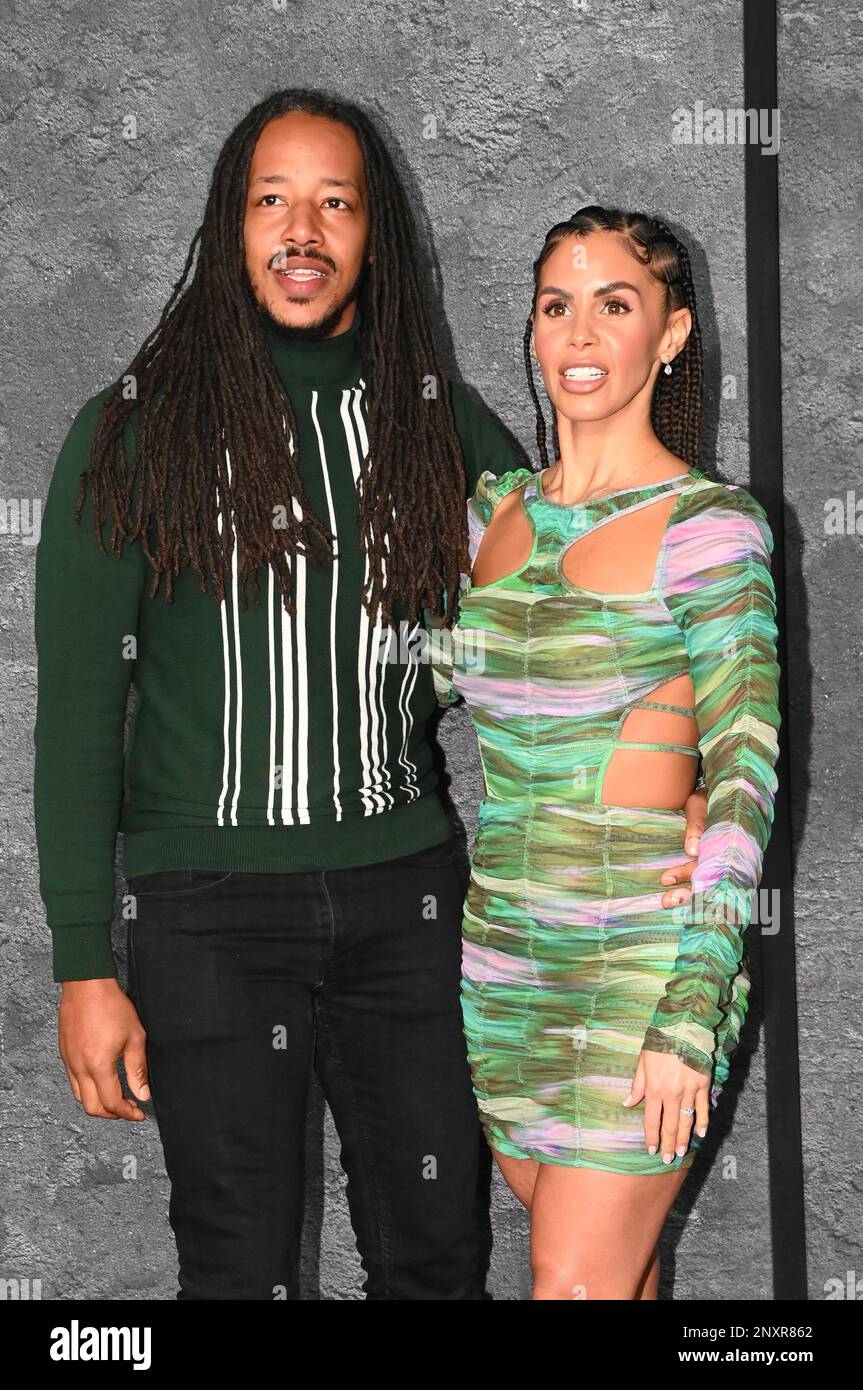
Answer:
[{"xmin": 128, "ymin": 868, "xmax": 235, "ymax": 900}]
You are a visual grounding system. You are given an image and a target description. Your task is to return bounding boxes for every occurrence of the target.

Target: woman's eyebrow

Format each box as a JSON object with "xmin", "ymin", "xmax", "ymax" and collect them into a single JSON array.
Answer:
[
  {"xmin": 537, "ymin": 280, "xmax": 642, "ymax": 299},
  {"xmin": 594, "ymin": 280, "xmax": 642, "ymax": 296}
]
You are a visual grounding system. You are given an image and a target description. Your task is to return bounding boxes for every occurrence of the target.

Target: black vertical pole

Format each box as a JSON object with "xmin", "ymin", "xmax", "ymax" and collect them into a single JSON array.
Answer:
[{"xmin": 743, "ymin": 0, "xmax": 808, "ymax": 1299}]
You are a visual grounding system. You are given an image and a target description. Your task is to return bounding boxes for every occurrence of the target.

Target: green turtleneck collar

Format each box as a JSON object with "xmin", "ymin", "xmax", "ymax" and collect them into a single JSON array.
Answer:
[{"xmin": 262, "ymin": 303, "xmax": 363, "ymax": 387}]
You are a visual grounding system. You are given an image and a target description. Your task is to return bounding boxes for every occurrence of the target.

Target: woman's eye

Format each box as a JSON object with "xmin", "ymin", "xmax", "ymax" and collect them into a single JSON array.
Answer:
[
  {"xmin": 541, "ymin": 299, "xmax": 568, "ymax": 317},
  {"xmin": 602, "ymin": 297, "xmax": 630, "ymax": 314},
  {"xmin": 260, "ymin": 195, "xmax": 283, "ymax": 206},
  {"xmin": 323, "ymin": 197, "xmax": 350, "ymax": 209}
]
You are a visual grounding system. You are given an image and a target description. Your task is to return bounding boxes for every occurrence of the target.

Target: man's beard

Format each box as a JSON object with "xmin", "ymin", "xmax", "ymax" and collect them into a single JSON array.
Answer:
[{"xmin": 255, "ymin": 265, "xmax": 366, "ymax": 342}]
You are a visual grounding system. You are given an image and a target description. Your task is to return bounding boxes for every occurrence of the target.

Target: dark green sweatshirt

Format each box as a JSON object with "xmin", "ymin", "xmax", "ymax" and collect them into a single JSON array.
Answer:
[{"xmin": 34, "ymin": 306, "xmax": 521, "ymax": 981}]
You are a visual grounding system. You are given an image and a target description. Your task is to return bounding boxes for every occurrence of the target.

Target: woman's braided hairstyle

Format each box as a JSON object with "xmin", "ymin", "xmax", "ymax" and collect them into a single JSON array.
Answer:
[
  {"xmin": 523, "ymin": 205, "xmax": 703, "ymax": 471},
  {"xmin": 75, "ymin": 88, "xmax": 471, "ymax": 627}
]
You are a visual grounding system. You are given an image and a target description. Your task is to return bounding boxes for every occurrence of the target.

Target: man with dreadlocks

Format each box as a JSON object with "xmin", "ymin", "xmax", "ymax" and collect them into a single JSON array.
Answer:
[{"xmin": 34, "ymin": 93, "xmax": 708, "ymax": 1300}]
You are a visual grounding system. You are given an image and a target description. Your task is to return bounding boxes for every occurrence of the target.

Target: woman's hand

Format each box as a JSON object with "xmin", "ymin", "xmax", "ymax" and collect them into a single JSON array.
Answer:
[
  {"xmin": 623, "ymin": 1048, "xmax": 710, "ymax": 1161},
  {"xmin": 659, "ymin": 784, "xmax": 708, "ymax": 908}
]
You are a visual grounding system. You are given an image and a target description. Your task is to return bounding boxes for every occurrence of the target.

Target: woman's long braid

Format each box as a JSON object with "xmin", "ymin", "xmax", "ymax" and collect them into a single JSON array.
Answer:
[
  {"xmin": 522, "ymin": 321, "xmax": 551, "ymax": 469},
  {"xmin": 76, "ymin": 89, "xmax": 471, "ymax": 628},
  {"xmin": 523, "ymin": 206, "xmax": 703, "ymax": 473},
  {"xmin": 645, "ymin": 215, "xmax": 703, "ymax": 471}
]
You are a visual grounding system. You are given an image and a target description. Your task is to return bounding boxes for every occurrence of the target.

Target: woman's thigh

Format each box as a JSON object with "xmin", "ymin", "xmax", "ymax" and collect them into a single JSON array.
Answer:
[{"xmin": 529, "ymin": 1161, "xmax": 690, "ymax": 1299}]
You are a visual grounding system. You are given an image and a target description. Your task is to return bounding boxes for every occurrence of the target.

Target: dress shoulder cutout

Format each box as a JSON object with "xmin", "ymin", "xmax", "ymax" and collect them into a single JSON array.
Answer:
[
  {"xmin": 469, "ymin": 467, "xmax": 535, "ymax": 528},
  {"xmin": 466, "ymin": 468, "xmax": 534, "ymax": 573}
]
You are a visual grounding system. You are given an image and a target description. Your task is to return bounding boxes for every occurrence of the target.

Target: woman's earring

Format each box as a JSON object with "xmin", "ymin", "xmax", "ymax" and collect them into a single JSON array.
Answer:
[{"xmin": 663, "ymin": 359, "xmax": 673, "ymax": 375}]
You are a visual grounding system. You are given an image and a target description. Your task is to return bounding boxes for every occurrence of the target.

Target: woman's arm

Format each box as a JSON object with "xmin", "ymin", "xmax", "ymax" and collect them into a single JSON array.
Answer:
[
  {"xmin": 641, "ymin": 485, "xmax": 782, "ymax": 1077},
  {"xmin": 424, "ymin": 467, "xmax": 533, "ymax": 709}
]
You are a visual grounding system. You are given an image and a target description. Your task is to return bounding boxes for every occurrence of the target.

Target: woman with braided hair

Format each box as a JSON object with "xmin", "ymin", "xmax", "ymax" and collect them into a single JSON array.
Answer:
[{"xmin": 431, "ymin": 207, "xmax": 781, "ymax": 1298}]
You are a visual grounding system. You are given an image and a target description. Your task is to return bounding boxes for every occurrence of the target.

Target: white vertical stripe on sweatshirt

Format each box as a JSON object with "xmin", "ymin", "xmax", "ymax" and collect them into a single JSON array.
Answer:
[
  {"xmin": 354, "ymin": 380, "xmax": 419, "ymax": 800},
  {"xmin": 274, "ymin": 423, "xmax": 310, "ymax": 826},
  {"xmin": 291, "ymin": 490, "xmax": 310, "ymax": 825},
  {"xmin": 350, "ymin": 386, "xmax": 393, "ymax": 811},
  {"xmin": 279, "ymin": 577, "xmax": 294, "ymax": 824},
  {"xmin": 340, "ymin": 387, "xmax": 378, "ymax": 814},
  {"xmin": 216, "ymin": 447, "xmax": 243, "ymax": 826},
  {"xmin": 396, "ymin": 621, "xmax": 421, "ymax": 800},
  {"xmin": 267, "ymin": 563, "xmax": 278, "ymax": 825},
  {"xmin": 217, "ymin": 595, "xmax": 233, "ymax": 826},
  {"xmin": 310, "ymin": 391, "xmax": 343, "ymax": 819},
  {"xmin": 370, "ymin": 507, "xmax": 396, "ymax": 806}
]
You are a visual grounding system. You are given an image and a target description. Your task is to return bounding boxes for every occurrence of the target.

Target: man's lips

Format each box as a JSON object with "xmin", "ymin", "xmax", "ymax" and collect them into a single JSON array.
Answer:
[{"xmin": 271, "ymin": 256, "xmax": 332, "ymax": 294}]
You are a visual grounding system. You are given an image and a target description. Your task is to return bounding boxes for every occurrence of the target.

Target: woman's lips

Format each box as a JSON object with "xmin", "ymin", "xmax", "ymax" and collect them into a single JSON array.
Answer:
[{"xmin": 559, "ymin": 369, "xmax": 608, "ymax": 394}]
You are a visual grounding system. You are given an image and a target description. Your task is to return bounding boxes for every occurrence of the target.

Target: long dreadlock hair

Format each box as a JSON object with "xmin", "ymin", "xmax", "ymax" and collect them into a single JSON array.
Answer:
[
  {"xmin": 76, "ymin": 88, "xmax": 471, "ymax": 627},
  {"xmin": 523, "ymin": 206, "xmax": 704, "ymax": 472}
]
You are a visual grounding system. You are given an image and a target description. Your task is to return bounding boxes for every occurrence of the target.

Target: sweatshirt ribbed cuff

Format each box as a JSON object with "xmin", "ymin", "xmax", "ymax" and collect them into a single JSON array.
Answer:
[{"xmin": 52, "ymin": 923, "xmax": 118, "ymax": 984}]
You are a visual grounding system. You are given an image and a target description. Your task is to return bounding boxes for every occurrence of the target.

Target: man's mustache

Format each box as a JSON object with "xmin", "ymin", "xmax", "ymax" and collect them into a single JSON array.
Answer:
[{"xmin": 268, "ymin": 248, "xmax": 337, "ymax": 272}]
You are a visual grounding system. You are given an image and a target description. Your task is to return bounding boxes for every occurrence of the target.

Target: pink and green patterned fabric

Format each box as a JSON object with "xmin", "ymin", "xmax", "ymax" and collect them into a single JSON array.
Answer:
[{"xmin": 430, "ymin": 465, "xmax": 781, "ymax": 1173}]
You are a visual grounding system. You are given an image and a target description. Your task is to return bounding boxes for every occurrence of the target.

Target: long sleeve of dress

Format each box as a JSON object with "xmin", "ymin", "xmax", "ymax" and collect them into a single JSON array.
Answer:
[
  {"xmin": 427, "ymin": 603, "xmax": 461, "ymax": 709},
  {"xmin": 640, "ymin": 485, "xmax": 782, "ymax": 1078}
]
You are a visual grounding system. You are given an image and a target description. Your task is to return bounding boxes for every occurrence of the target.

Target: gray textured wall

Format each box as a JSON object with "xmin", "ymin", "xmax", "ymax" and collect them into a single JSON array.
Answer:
[
  {"xmin": 777, "ymin": 0, "xmax": 862, "ymax": 1305},
  {"xmin": 0, "ymin": 0, "xmax": 857, "ymax": 1301}
]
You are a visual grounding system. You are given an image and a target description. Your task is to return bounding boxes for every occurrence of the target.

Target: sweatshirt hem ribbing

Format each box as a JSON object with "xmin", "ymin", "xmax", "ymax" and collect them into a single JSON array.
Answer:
[{"xmin": 121, "ymin": 791, "xmax": 454, "ymax": 878}]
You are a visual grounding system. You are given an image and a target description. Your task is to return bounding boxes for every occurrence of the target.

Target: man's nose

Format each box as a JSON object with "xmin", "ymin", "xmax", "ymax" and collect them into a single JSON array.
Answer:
[{"xmin": 276, "ymin": 204, "xmax": 324, "ymax": 252}]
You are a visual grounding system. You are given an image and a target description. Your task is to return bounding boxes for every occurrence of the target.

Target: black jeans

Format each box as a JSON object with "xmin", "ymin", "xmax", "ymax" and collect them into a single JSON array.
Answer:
[{"xmin": 126, "ymin": 834, "xmax": 491, "ymax": 1300}]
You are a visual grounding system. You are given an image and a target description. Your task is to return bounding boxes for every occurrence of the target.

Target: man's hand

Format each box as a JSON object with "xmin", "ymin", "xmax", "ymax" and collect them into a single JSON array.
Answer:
[
  {"xmin": 660, "ymin": 785, "xmax": 708, "ymax": 909},
  {"xmin": 58, "ymin": 978, "xmax": 149, "ymax": 1121}
]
